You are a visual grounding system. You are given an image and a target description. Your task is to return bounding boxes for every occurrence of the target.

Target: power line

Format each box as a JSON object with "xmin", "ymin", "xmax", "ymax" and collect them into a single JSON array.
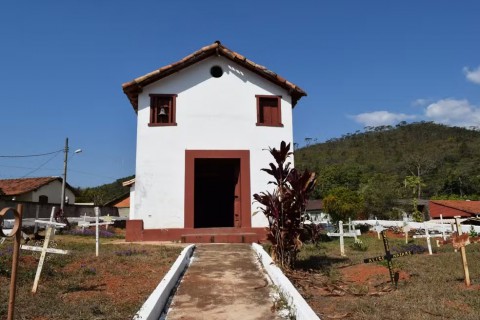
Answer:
[
  {"xmin": 21, "ymin": 152, "xmax": 62, "ymax": 178},
  {"xmin": 0, "ymin": 149, "xmax": 63, "ymax": 158}
]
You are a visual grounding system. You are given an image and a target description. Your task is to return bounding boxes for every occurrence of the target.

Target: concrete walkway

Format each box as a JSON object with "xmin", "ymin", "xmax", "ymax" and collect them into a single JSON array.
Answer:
[{"xmin": 164, "ymin": 244, "xmax": 283, "ymax": 320}]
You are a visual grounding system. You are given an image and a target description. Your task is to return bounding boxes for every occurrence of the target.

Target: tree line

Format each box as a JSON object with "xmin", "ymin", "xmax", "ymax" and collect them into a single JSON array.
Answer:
[
  {"xmin": 294, "ymin": 122, "xmax": 480, "ymax": 221},
  {"xmin": 75, "ymin": 175, "xmax": 134, "ymax": 205}
]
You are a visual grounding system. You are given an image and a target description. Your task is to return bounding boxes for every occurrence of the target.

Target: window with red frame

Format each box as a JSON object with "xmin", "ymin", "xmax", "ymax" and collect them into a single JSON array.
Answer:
[
  {"xmin": 256, "ymin": 95, "xmax": 283, "ymax": 127},
  {"xmin": 149, "ymin": 94, "xmax": 177, "ymax": 126}
]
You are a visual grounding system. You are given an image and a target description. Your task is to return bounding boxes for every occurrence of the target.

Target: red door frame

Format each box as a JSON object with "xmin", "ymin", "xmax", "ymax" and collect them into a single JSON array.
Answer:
[{"xmin": 184, "ymin": 150, "xmax": 251, "ymax": 228}]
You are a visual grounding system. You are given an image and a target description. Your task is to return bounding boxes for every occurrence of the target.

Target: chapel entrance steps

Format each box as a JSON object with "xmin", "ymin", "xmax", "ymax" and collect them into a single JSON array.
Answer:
[{"xmin": 180, "ymin": 232, "xmax": 258, "ymax": 243}]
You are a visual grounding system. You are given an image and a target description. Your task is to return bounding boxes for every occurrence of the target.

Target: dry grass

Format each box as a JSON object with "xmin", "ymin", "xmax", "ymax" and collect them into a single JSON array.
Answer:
[
  {"xmin": 1, "ymin": 232, "xmax": 182, "ymax": 320},
  {"xmin": 292, "ymin": 232, "xmax": 480, "ymax": 320}
]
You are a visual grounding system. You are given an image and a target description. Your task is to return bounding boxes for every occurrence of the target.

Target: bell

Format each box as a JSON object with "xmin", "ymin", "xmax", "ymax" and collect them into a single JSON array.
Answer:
[{"xmin": 158, "ymin": 107, "xmax": 167, "ymax": 116}]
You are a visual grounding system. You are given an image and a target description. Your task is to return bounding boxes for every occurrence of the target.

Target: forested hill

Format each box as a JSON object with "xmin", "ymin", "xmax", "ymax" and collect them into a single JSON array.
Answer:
[
  {"xmin": 294, "ymin": 122, "xmax": 480, "ymax": 203},
  {"xmin": 75, "ymin": 175, "xmax": 134, "ymax": 205}
]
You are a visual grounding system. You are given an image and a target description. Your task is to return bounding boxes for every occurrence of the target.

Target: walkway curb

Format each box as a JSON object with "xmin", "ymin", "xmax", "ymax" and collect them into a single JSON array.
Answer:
[
  {"xmin": 252, "ymin": 243, "xmax": 320, "ymax": 320},
  {"xmin": 133, "ymin": 244, "xmax": 195, "ymax": 320}
]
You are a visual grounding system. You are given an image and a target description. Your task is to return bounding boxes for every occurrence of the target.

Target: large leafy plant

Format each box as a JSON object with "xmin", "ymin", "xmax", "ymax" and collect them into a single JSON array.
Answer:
[{"xmin": 253, "ymin": 141, "xmax": 316, "ymax": 269}]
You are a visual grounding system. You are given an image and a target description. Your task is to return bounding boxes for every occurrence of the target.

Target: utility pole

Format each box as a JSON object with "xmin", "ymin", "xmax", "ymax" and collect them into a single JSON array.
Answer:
[{"xmin": 60, "ymin": 138, "xmax": 69, "ymax": 211}]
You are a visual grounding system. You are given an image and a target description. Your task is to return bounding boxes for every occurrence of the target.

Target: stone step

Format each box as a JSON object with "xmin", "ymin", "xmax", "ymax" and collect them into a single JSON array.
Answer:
[{"xmin": 180, "ymin": 233, "xmax": 258, "ymax": 243}]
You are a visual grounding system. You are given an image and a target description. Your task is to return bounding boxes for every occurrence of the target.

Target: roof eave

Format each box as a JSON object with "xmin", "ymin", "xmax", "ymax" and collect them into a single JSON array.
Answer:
[{"xmin": 122, "ymin": 42, "xmax": 307, "ymax": 111}]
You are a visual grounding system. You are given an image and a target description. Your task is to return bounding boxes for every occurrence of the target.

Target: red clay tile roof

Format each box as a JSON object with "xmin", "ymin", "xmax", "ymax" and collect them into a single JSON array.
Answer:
[
  {"xmin": 104, "ymin": 192, "xmax": 130, "ymax": 207},
  {"xmin": 306, "ymin": 199, "xmax": 323, "ymax": 211},
  {"xmin": 122, "ymin": 41, "xmax": 307, "ymax": 111},
  {"xmin": 430, "ymin": 200, "xmax": 480, "ymax": 216},
  {"xmin": 0, "ymin": 177, "xmax": 61, "ymax": 196},
  {"xmin": 113, "ymin": 196, "xmax": 130, "ymax": 208}
]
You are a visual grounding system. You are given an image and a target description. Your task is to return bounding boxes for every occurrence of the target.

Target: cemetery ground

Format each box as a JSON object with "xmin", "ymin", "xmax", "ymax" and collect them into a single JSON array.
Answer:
[
  {"xmin": 0, "ymin": 229, "xmax": 182, "ymax": 320},
  {"xmin": 287, "ymin": 230, "xmax": 480, "ymax": 320},
  {"xmin": 3, "ymin": 227, "xmax": 480, "ymax": 320}
]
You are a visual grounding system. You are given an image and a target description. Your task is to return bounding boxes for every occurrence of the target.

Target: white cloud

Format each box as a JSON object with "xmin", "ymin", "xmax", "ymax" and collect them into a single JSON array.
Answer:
[
  {"xmin": 412, "ymin": 98, "xmax": 430, "ymax": 107},
  {"xmin": 463, "ymin": 65, "xmax": 480, "ymax": 84},
  {"xmin": 424, "ymin": 98, "xmax": 480, "ymax": 127},
  {"xmin": 351, "ymin": 98, "xmax": 480, "ymax": 129},
  {"xmin": 352, "ymin": 111, "xmax": 416, "ymax": 127}
]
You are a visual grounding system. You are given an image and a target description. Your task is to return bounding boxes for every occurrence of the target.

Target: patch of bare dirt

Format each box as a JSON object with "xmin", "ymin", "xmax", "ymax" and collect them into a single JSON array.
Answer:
[
  {"xmin": 340, "ymin": 263, "xmax": 409, "ymax": 285},
  {"xmin": 60, "ymin": 257, "xmax": 172, "ymax": 304},
  {"xmin": 287, "ymin": 263, "xmax": 410, "ymax": 319}
]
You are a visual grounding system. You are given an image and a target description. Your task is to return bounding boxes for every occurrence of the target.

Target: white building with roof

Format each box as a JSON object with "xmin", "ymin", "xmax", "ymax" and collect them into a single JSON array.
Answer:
[{"xmin": 122, "ymin": 41, "xmax": 306, "ymax": 242}]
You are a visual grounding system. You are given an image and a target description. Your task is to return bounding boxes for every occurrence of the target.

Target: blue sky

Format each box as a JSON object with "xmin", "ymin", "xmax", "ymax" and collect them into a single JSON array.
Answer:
[{"xmin": 1, "ymin": 1, "xmax": 479, "ymax": 187}]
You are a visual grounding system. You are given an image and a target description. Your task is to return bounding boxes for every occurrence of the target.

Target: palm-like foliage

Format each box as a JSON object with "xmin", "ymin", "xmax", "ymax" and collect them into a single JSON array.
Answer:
[{"xmin": 254, "ymin": 141, "xmax": 316, "ymax": 269}]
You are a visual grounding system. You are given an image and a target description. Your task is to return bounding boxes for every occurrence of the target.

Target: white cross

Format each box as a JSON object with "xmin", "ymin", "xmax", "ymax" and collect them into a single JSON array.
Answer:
[
  {"xmin": 413, "ymin": 223, "xmax": 444, "ymax": 254},
  {"xmin": 374, "ymin": 218, "xmax": 385, "ymax": 239},
  {"xmin": 402, "ymin": 222, "xmax": 411, "ymax": 244},
  {"xmin": 344, "ymin": 218, "xmax": 361, "ymax": 240},
  {"xmin": 79, "ymin": 213, "xmax": 95, "ymax": 232},
  {"xmin": 20, "ymin": 207, "xmax": 69, "ymax": 294},
  {"xmin": 327, "ymin": 221, "xmax": 360, "ymax": 256},
  {"xmin": 439, "ymin": 214, "xmax": 448, "ymax": 240},
  {"xmin": 78, "ymin": 207, "xmax": 113, "ymax": 257},
  {"xmin": 102, "ymin": 214, "xmax": 113, "ymax": 230},
  {"xmin": 21, "ymin": 245, "xmax": 68, "ymax": 255}
]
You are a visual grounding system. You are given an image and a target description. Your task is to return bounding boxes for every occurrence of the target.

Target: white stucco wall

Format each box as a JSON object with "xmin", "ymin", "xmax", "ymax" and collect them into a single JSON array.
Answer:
[
  {"xmin": 134, "ymin": 56, "xmax": 295, "ymax": 229},
  {"xmin": 129, "ymin": 184, "xmax": 136, "ymax": 218},
  {"xmin": 15, "ymin": 179, "xmax": 75, "ymax": 204}
]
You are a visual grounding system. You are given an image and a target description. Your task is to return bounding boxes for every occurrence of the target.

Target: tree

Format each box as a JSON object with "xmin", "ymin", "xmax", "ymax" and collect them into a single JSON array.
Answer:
[
  {"xmin": 360, "ymin": 173, "xmax": 401, "ymax": 219},
  {"xmin": 403, "ymin": 152, "xmax": 436, "ymax": 199},
  {"xmin": 315, "ymin": 164, "xmax": 363, "ymax": 198},
  {"xmin": 323, "ymin": 187, "xmax": 364, "ymax": 223},
  {"xmin": 404, "ymin": 175, "xmax": 425, "ymax": 221},
  {"xmin": 253, "ymin": 141, "xmax": 316, "ymax": 270}
]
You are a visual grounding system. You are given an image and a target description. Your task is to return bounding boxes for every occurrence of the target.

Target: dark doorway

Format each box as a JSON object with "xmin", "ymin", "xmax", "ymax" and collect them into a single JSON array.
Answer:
[{"xmin": 194, "ymin": 158, "xmax": 240, "ymax": 228}]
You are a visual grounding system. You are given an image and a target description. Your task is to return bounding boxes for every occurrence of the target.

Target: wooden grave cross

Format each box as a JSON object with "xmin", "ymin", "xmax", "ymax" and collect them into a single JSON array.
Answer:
[
  {"xmin": 78, "ymin": 207, "xmax": 113, "ymax": 257},
  {"xmin": 327, "ymin": 221, "xmax": 361, "ymax": 256},
  {"xmin": 1, "ymin": 205, "xmax": 23, "ymax": 320},
  {"xmin": 20, "ymin": 207, "xmax": 69, "ymax": 294},
  {"xmin": 363, "ymin": 230, "xmax": 413, "ymax": 286},
  {"xmin": 437, "ymin": 217, "xmax": 474, "ymax": 286}
]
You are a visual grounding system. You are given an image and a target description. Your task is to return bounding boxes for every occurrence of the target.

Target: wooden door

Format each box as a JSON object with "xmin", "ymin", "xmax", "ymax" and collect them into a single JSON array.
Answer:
[{"xmin": 233, "ymin": 165, "xmax": 241, "ymax": 227}]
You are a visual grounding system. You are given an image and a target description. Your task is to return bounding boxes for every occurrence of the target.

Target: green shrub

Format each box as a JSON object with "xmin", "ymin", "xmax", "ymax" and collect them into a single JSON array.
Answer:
[{"xmin": 350, "ymin": 239, "xmax": 368, "ymax": 251}]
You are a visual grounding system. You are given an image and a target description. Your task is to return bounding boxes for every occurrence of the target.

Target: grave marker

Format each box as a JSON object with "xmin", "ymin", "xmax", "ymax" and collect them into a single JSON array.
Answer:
[
  {"xmin": 79, "ymin": 213, "xmax": 94, "ymax": 232},
  {"xmin": 402, "ymin": 222, "xmax": 410, "ymax": 244},
  {"xmin": 454, "ymin": 216, "xmax": 470, "ymax": 286},
  {"xmin": 345, "ymin": 218, "xmax": 360, "ymax": 239},
  {"xmin": 364, "ymin": 230, "xmax": 413, "ymax": 286},
  {"xmin": 102, "ymin": 214, "xmax": 113, "ymax": 230},
  {"xmin": 327, "ymin": 221, "xmax": 360, "ymax": 256},
  {"xmin": 33, "ymin": 204, "xmax": 40, "ymax": 234},
  {"xmin": 0, "ymin": 205, "xmax": 23, "ymax": 320},
  {"xmin": 439, "ymin": 214, "xmax": 447, "ymax": 241},
  {"xmin": 412, "ymin": 224, "xmax": 444, "ymax": 254},
  {"xmin": 374, "ymin": 218, "xmax": 385, "ymax": 239},
  {"xmin": 21, "ymin": 245, "xmax": 69, "ymax": 255},
  {"xmin": 22, "ymin": 207, "xmax": 69, "ymax": 294},
  {"xmin": 78, "ymin": 207, "xmax": 114, "ymax": 257}
]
